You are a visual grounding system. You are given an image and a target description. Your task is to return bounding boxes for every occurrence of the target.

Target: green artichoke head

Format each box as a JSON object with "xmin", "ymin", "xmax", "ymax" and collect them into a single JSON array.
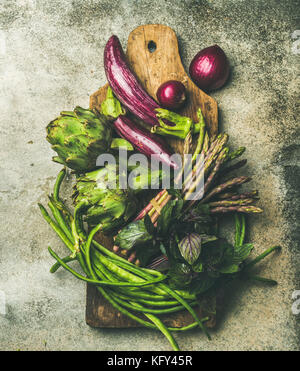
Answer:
[
  {"xmin": 72, "ymin": 166, "xmax": 138, "ymax": 233},
  {"xmin": 46, "ymin": 107, "xmax": 112, "ymax": 172}
]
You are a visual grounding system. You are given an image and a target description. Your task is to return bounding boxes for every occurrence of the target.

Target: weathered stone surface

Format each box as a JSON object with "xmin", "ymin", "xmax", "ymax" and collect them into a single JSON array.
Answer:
[{"xmin": 0, "ymin": 0, "xmax": 299, "ymax": 350}]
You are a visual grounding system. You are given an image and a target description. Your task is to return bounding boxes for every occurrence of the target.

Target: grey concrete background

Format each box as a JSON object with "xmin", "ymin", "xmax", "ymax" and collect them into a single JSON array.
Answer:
[{"xmin": 0, "ymin": 0, "xmax": 299, "ymax": 351}]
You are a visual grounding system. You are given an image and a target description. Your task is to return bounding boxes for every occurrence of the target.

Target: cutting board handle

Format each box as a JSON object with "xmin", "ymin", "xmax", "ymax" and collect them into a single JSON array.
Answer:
[{"xmin": 126, "ymin": 24, "xmax": 218, "ymax": 139}]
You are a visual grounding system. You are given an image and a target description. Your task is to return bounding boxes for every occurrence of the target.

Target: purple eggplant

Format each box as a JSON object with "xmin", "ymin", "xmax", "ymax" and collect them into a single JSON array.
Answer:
[
  {"xmin": 104, "ymin": 35, "xmax": 195, "ymax": 139},
  {"xmin": 113, "ymin": 115, "xmax": 179, "ymax": 170}
]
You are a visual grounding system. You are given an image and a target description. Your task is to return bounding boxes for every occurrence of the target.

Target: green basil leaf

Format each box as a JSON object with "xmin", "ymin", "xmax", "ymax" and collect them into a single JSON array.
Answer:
[
  {"xmin": 159, "ymin": 242, "xmax": 167, "ymax": 255},
  {"xmin": 115, "ymin": 219, "xmax": 152, "ymax": 250},
  {"xmin": 144, "ymin": 213, "xmax": 156, "ymax": 236},
  {"xmin": 156, "ymin": 200, "xmax": 176, "ymax": 236},
  {"xmin": 218, "ymin": 263, "xmax": 240, "ymax": 274},
  {"xmin": 232, "ymin": 243, "xmax": 254, "ymax": 263},
  {"xmin": 168, "ymin": 262, "xmax": 193, "ymax": 289},
  {"xmin": 189, "ymin": 274, "xmax": 217, "ymax": 295},
  {"xmin": 192, "ymin": 260, "xmax": 203, "ymax": 273},
  {"xmin": 172, "ymin": 199, "xmax": 184, "ymax": 219},
  {"xmin": 167, "ymin": 188, "xmax": 182, "ymax": 199},
  {"xmin": 199, "ymin": 234, "xmax": 218, "ymax": 245},
  {"xmin": 195, "ymin": 203, "xmax": 211, "ymax": 215},
  {"xmin": 134, "ymin": 243, "xmax": 160, "ymax": 267}
]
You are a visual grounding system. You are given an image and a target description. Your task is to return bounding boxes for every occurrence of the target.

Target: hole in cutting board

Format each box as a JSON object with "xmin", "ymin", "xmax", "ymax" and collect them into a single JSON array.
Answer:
[{"xmin": 147, "ymin": 41, "xmax": 156, "ymax": 53}]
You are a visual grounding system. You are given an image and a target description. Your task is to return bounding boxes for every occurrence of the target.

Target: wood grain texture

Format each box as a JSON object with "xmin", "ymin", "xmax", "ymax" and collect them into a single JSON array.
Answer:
[{"xmin": 86, "ymin": 24, "xmax": 219, "ymax": 328}]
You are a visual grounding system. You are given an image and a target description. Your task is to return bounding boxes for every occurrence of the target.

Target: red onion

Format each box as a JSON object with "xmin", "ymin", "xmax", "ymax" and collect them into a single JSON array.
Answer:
[
  {"xmin": 189, "ymin": 45, "xmax": 230, "ymax": 91},
  {"xmin": 156, "ymin": 80, "xmax": 186, "ymax": 110}
]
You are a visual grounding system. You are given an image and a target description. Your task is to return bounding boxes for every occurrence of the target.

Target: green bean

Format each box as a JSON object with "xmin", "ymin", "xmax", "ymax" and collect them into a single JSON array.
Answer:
[
  {"xmin": 105, "ymin": 255, "xmax": 196, "ymax": 300},
  {"xmin": 51, "ymin": 196, "xmax": 73, "ymax": 227},
  {"xmin": 92, "ymin": 266, "xmax": 175, "ymax": 344},
  {"xmin": 52, "ymin": 168, "xmax": 74, "ymax": 226},
  {"xmin": 96, "ymin": 286, "xmax": 158, "ymax": 330},
  {"xmin": 243, "ymin": 275, "xmax": 277, "ymax": 285},
  {"xmin": 111, "ymin": 292, "xmax": 198, "ymax": 314},
  {"xmin": 44, "ymin": 172, "xmax": 208, "ymax": 345},
  {"xmin": 40, "ymin": 199, "xmax": 89, "ymax": 275},
  {"xmin": 48, "ymin": 247, "xmax": 166, "ymax": 287},
  {"xmin": 39, "ymin": 203, "xmax": 75, "ymax": 254},
  {"xmin": 94, "ymin": 261, "xmax": 168, "ymax": 295},
  {"xmin": 92, "ymin": 239, "xmax": 164, "ymax": 279},
  {"xmin": 158, "ymin": 283, "xmax": 211, "ymax": 340},
  {"xmin": 93, "ymin": 243, "xmax": 166, "ymax": 282},
  {"xmin": 107, "ymin": 256, "xmax": 166, "ymax": 280},
  {"xmin": 84, "ymin": 222, "xmax": 103, "ymax": 279},
  {"xmin": 99, "ymin": 279, "xmax": 210, "ymax": 336},
  {"xmin": 93, "ymin": 262, "xmax": 188, "ymax": 308},
  {"xmin": 93, "ymin": 250, "xmax": 165, "ymax": 284},
  {"xmin": 48, "ymin": 198, "xmax": 74, "ymax": 243},
  {"xmin": 115, "ymin": 287, "xmax": 169, "ymax": 302},
  {"xmin": 168, "ymin": 317, "xmax": 210, "ymax": 332},
  {"xmin": 50, "ymin": 254, "xmax": 76, "ymax": 273},
  {"xmin": 239, "ymin": 214, "xmax": 246, "ymax": 246},
  {"xmin": 53, "ymin": 168, "xmax": 67, "ymax": 202},
  {"xmin": 92, "ymin": 235, "xmax": 195, "ymax": 299},
  {"xmin": 134, "ymin": 303, "xmax": 180, "ymax": 351},
  {"xmin": 71, "ymin": 201, "xmax": 87, "ymax": 247},
  {"xmin": 93, "ymin": 261, "xmax": 125, "ymax": 282},
  {"xmin": 93, "ymin": 251, "xmax": 144, "ymax": 282},
  {"xmin": 119, "ymin": 295, "xmax": 182, "ymax": 308},
  {"xmin": 243, "ymin": 246, "xmax": 281, "ymax": 270},
  {"xmin": 234, "ymin": 213, "xmax": 241, "ymax": 248}
]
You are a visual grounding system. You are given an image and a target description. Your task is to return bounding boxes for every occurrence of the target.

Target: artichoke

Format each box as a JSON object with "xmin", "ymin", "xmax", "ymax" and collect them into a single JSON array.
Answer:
[
  {"xmin": 46, "ymin": 106, "xmax": 112, "ymax": 172},
  {"xmin": 72, "ymin": 163, "xmax": 163, "ymax": 233}
]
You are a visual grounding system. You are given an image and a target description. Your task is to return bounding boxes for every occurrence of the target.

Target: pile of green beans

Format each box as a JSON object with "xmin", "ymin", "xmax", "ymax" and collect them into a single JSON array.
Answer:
[{"xmin": 39, "ymin": 169, "xmax": 210, "ymax": 351}]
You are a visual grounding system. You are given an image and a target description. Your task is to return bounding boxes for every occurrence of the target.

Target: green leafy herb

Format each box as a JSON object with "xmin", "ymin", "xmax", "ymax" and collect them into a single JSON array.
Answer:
[
  {"xmin": 232, "ymin": 243, "xmax": 254, "ymax": 264},
  {"xmin": 144, "ymin": 213, "xmax": 156, "ymax": 236},
  {"xmin": 192, "ymin": 259, "xmax": 204, "ymax": 273},
  {"xmin": 178, "ymin": 233, "xmax": 202, "ymax": 265},
  {"xmin": 218, "ymin": 263, "xmax": 240, "ymax": 274},
  {"xmin": 114, "ymin": 219, "xmax": 152, "ymax": 250},
  {"xmin": 167, "ymin": 262, "xmax": 193, "ymax": 289},
  {"xmin": 189, "ymin": 274, "xmax": 217, "ymax": 295}
]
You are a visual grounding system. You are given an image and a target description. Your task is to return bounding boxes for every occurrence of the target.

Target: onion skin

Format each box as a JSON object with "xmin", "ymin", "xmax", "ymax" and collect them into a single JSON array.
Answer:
[
  {"xmin": 156, "ymin": 80, "xmax": 186, "ymax": 110},
  {"xmin": 104, "ymin": 35, "xmax": 161, "ymax": 127},
  {"xmin": 189, "ymin": 45, "xmax": 230, "ymax": 91},
  {"xmin": 113, "ymin": 115, "xmax": 179, "ymax": 170}
]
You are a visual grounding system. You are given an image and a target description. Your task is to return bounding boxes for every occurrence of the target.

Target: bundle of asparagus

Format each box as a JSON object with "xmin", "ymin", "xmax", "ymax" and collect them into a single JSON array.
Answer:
[{"xmin": 113, "ymin": 109, "xmax": 262, "ymax": 265}]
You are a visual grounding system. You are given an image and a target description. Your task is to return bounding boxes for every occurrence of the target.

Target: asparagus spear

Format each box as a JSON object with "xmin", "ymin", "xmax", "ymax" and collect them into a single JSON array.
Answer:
[
  {"xmin": 208, "ymin": 198, "xmax": 255, "ymax": 207},
  {"xmin": 210, "ymin": 205, "xmax": 263, "ymax": 214},
  {"xmin": 200, "ymin": 176, "xmax": 252, "ymax": 204}
]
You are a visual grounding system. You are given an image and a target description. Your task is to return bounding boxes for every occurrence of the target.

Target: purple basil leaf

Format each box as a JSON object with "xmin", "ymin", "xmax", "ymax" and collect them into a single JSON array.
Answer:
[{"xmin": 178, "ymin": 233, "xmax": 202, "ymax": 265}]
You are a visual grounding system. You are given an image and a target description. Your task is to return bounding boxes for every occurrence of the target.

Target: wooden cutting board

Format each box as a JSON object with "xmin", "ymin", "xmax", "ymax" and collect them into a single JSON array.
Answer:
[{"xmin": 87, "ymin": 24, "xmax": 219, "ymax": 328}]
